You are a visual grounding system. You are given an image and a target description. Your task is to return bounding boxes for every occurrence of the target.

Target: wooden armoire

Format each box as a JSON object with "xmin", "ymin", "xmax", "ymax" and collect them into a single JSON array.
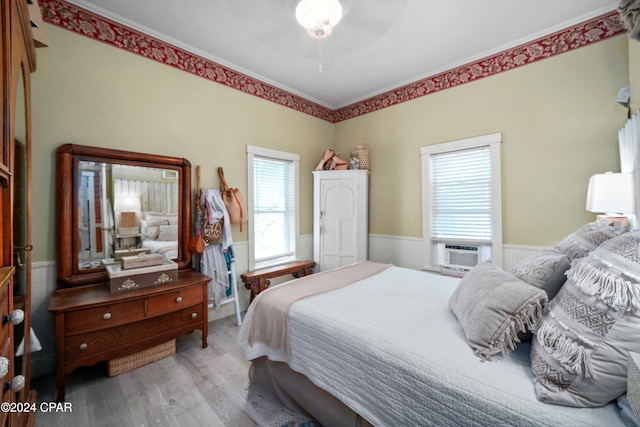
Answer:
[{"xmin": 1, "ymin": 0, "xmax": 39, "ymax": 425}]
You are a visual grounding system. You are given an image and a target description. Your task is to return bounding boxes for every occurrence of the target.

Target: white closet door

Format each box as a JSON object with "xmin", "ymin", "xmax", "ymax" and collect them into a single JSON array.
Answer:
[{"xmin": 314, "ymin": 170, "xmax": 368, "ymax": 272}]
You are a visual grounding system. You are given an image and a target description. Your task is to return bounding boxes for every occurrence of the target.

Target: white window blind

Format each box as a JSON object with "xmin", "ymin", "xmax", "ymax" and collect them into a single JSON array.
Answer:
[
  {"xmin": 430, "ymin": 147, "xmax": 492, "ymax": 242},
  {"xmin": 253, "ymin": 156, "xmax": 295, "ymax": 263}
]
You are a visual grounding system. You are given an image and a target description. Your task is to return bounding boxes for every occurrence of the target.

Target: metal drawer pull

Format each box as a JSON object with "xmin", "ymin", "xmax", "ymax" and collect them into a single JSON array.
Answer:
[
  {"xmin": 191, "ymin": 313, "xmax": 197, "ymax": 319},
  {"xmin": 175, "ymin": 297, "xmax": 183, "ymax": 303},
  {"xmin": 103, "ymin": 313, "xmax": 111, "ymax": 320},
  {"xmin": 2, "ymin": 309, "xmax": 24, "ymax": 325},
  {"xmin": 4, "ymin": 375, "xmax": 25, "ymax": 393},
  {"xmin": 0, "ymin": 357, "xmax": 9, "ymax": 378},
  {"xmin": 78, "ymin": 343, "xmax": 88, "ymax": 351}
]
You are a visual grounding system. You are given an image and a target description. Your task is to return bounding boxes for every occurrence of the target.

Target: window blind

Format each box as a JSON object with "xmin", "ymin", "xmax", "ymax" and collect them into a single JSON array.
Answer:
[
  {"xmin": 430, "ymin": 147, "xmax": 492, "ymax": 241},
  {"xmin": 253, "ymin": 156, "xmax": 295, "ymax": 262}
]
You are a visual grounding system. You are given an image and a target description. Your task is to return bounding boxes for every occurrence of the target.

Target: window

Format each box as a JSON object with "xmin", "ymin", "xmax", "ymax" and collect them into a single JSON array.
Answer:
[
  {"xmin": 247, "ymin": 146, "xmax": 300, "ymax": 270},
  {"xmin": 420, "ymin": 133, "xmax": 502, "ymax": 272}
]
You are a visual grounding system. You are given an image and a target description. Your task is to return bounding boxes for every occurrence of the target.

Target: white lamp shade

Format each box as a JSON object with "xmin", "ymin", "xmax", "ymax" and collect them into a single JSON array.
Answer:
[
  {"xmin": 295, "ymin": 0, "xmax": 343, "ymax": 39},
  {"xmin": 585, "ymin": 172, "xmax": 636, "ymax": 214},
  {"xmin": 114, "ymin": 195, "xmax": 141, "ymax": 212}
]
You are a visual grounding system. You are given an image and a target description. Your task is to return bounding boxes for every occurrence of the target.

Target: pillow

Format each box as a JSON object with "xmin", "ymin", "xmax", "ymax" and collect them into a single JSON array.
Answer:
[
  {"xmin": 509, "ymin": 248, "xmax": 570, "ymax": 300},
  {"xmin": 146, "ymin": 212, "xmax": 178, "ymax": 225},
  {"xmin": 449, "ymin": 260, "xmax": 548, "ymax": 360},
  {"xmin": 140, "ymin": 219, "xmax": 169, "ymax": 241},
  {"xmin": 158, "ymin": 224, "xmax": 178, "ymax": 241},
  {"xmin": 553, "ymin": 218, "xmax": 629, "ymax": 262},
  {"xmin": 531, "ymin": 230, "xmax": 640, "ymax": 407}
]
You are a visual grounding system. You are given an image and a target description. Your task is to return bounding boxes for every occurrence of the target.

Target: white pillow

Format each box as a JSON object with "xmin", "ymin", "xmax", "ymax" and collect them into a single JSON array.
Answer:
[{"xmin": 158, "ymin": 224, "xmax": 178, "ymax": 241}]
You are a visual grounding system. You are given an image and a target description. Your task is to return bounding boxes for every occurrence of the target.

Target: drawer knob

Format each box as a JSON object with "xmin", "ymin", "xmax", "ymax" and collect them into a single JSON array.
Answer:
[
  {"xmin": 4, "ymin": 375, "xmax": 25, "ymax": 393},
  {"xmin": 78, "ymin": 343, "xmax": 88, "ymax": 351},
  {"xmin": 2, "ymin": 309, "xmax": 24, "ymax": 325},
  {"xmin": 0, "ymin": 357, "xmax": 9, "ymax": 378},
  {"xmin": 103, "ymin": 313, "xmax": 112, "ymax": 320},
  {"xmin": 191, "ymin": 312, "xmax": 197, "ymax": 319},
  {"xmin": 175, "ymin": 297, "xmax": 183, "ymax": 303}
]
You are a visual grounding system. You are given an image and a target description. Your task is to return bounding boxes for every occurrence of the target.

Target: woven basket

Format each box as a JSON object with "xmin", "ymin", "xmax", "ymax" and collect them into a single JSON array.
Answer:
[
  {"xmin": 107, "ymin": 338, "xmax": 176, "ymax": 377},
  {"xmin": 356, "ymin": 145, "xmax": 369, "ymax": 170}
]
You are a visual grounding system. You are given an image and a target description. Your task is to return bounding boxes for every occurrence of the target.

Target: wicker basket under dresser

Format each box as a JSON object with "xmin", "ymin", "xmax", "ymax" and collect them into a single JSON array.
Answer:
[{"xmin": 48, "ymin": 269, "xmax": 210, "ymax": 401}]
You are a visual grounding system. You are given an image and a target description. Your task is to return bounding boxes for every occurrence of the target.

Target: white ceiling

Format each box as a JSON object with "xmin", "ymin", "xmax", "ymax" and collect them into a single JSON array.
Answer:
[{"xmin": 66, "ymin": 0, "xmax": 620, "ymax": 109}]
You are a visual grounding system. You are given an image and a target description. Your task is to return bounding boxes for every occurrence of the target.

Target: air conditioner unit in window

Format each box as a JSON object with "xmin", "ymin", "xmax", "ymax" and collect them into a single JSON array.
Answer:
[{"xmin": 440, "ymin": 244, "xmax": 490, "ymax": 275}]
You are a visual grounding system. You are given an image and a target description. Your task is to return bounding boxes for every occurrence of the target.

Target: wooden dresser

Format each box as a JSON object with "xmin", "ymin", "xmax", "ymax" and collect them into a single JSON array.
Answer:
[{"xmin": 48, "ymin": 270, "xmax": 210, "ymax": 401}]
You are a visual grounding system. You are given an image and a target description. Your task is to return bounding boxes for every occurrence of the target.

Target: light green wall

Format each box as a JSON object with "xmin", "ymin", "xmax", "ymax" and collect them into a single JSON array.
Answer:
[
  {"xmin": 31, "ymin": 25, "xmax": 334, "ymax": 262},
  {"xmin": 31, "ymin": 26, "xmax": 631, "ymax": 261},
  {"xmin": 335, "ymin": 35, "xmax": 629, "ymax": 247}
]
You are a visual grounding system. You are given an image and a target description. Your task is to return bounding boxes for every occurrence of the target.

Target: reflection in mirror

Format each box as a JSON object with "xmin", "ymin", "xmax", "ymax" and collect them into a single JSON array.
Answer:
[
  {"xmin": 77, "ymin": 162, "xmax": 180, "ymax": 270},
  {"xmin": 13, "ymin": 65, "xmax": 29, "ymax": 404}
]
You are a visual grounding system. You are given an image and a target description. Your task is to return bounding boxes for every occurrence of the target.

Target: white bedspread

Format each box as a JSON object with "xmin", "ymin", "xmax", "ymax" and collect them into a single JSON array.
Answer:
[
  {"xmin": 141, "ymin": 239, "xmax": 178, "ymax": 259},
  {"xmin": 239, "ymin": 265, "xmax": 628, "ymax": 427}
]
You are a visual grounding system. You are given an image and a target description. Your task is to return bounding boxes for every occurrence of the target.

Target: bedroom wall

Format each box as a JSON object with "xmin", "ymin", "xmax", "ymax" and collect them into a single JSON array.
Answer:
[
  {"xmin": 334, "ymin": 35, "xmax": 629, "ymax": 250},
  {"xmin": 31, "ymin": 25, "xmax": 333, "ymax": 266}
]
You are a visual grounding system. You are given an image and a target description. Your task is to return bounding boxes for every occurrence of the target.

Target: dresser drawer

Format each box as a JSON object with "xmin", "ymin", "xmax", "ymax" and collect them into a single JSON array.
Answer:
[
  {"xmin": 65, "ymin": 305, "xmax": 204, "ymax": 362},
  {"xmin": 65, "ymin": 299, "xmax": 145, "ymax": 334},
  {"xmin": 146, "ymin": 285, "xmax": 203, "ymax": 317}
]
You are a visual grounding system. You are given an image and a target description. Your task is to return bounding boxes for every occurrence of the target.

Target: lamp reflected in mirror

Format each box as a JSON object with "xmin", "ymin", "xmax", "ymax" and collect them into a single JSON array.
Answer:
[{"xmin": 114, "ymin": 195, "xmax": 141, "ymax": 237}]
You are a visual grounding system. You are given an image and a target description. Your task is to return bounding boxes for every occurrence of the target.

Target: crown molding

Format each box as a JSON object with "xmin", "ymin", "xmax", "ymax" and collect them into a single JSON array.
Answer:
[{"xmin": 39, "ymin": 0, "xmax": 624, "ymax": 123}]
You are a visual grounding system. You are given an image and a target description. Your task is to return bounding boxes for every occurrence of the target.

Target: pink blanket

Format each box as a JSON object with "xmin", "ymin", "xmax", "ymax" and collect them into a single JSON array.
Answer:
[{"xmin": 248, "ymin": 261, "xmax": 391, "ymax": 356}]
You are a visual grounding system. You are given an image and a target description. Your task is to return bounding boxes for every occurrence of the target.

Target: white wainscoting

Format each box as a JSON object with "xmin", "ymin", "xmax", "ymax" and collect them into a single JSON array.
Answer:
[
  {"xmin": 29, "ymin": 234, "xmax": 535, "ymax": 378},
  {"xmin": 368, "ymin": 235, "xmax": 541, "ymax": 271}
]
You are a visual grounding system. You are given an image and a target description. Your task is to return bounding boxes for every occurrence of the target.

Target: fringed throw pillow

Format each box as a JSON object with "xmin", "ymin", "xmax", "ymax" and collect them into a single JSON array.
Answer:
[
  {"xmin": 449, "ymin": 260, "xmax": 548, "ymax": 361},
  {"xmin": 553, "ymin": 218, "xmax": 629, "ymax": 262},
  {"xmin": 531, "ymin": 230, "xmax": 640, "ymax": 407}
]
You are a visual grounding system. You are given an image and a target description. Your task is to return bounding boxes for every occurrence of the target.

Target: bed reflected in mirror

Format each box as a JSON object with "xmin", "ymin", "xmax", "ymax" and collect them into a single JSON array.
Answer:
[{"xmin": 77, "ymin": 161, "xmax": 180, "ymax": 270}]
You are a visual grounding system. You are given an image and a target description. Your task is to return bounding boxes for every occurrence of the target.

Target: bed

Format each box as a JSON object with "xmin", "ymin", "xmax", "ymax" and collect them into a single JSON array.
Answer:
[
  {"xmin": 238, "ymin": 258, "xmax": 639, "ymax": 427},
  {"xmin": 139, "ymin": 212, "xmax": 179, "ymax": 259}
]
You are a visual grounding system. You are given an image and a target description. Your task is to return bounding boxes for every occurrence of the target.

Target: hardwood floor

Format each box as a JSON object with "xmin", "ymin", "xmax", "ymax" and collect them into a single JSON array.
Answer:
[{"xmin": 31, "ymin": 314, "xmax": 259, "ymax": 427}]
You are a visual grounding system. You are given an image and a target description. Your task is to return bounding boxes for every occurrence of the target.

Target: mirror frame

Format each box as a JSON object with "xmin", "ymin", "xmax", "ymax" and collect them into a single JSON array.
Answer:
[{"xmin": 56, "ymin": 143, "xmax": 192, "ymax": 287}]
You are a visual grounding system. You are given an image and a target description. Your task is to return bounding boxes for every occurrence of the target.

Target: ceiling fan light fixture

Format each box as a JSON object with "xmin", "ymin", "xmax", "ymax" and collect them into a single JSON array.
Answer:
[{"xmin": 295, "ymin": 0, "xmax": 343, "ymax": 39}]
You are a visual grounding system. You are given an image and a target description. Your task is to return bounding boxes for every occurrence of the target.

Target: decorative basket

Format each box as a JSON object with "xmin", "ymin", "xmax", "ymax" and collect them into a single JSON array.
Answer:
[
  {"xmin": 356, "ymin": 144, "xmax": 369, "ymax": 170},
  {"xmin": 107, "ymin": 339, "xmax": 176, "ymax": 377}
]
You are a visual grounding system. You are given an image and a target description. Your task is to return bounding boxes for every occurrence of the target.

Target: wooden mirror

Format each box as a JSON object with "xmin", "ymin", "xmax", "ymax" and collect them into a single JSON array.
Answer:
[{"xmin": 56, "ymin": 144, "xmax": 192, "ymax": 287}]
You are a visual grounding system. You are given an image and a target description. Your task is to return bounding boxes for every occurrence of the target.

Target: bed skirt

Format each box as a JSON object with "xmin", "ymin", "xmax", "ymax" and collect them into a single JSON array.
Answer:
[{"xmin": 248, "ymin": 357, "xmax": 374, "ymax": 427}]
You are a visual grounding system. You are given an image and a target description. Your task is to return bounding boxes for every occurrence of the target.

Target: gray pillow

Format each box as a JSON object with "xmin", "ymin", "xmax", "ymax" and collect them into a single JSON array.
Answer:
[
  {"xmin": 532, "ymin": 230, "xmax": 640, "ymax": 407},
  {"xmin": 553, "ymin": 219, "xmax": 629, "ymax": 262},
  {"xmin": 449, "ymin": 260, "xmax": 548, "ymax": 360},
  {"xmin": 509, "ymin": 248, "xmax": 570, "ymax": 300}
]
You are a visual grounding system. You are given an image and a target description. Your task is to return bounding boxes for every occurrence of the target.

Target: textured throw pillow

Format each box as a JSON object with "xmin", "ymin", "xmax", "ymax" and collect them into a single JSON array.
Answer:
[
  {"xmin": 146, "ymin": 212, "xmax": 178, "ymax": 225},
  {"xmin": 553, "ymin": 218, "xmax": 629, "ymax": 262},
  {"xmin": 449, "ymin": 260, "xmax": 548, "ymax": 360},
  {"xmin": 509, "ymin": 248, "xmax": 570, "ymax": 300},
  {"xmin": 158, "ymin": 224, "xmax": 178, "ymax": 241},
  {"xmin": 531, "ymin": 230, "xmax": 640, "ymax": 407}
]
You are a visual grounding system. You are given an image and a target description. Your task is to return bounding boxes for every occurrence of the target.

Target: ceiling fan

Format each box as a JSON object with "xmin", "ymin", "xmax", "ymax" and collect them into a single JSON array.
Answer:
[{"xmin": 226, "ymin": 0, "xmax": 411, "ymax": 57}]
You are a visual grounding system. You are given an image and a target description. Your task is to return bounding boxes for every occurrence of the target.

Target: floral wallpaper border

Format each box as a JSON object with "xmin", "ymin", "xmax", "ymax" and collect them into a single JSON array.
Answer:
[{"xmin": 39, "ymin": 0, "xmax": 624, "ymax": 123}]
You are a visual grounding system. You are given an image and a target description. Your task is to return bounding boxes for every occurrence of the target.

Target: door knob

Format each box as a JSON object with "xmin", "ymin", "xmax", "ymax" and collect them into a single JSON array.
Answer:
[{"xmin": 2, "ymin": 309, "xmax": 24, "ymax": 325}]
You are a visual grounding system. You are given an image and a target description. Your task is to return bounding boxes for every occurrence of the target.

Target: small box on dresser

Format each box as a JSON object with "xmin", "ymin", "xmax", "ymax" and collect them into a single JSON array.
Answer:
[{"xmin": 106, "ymin": 259, "xmax": 178, "ymax": 294}]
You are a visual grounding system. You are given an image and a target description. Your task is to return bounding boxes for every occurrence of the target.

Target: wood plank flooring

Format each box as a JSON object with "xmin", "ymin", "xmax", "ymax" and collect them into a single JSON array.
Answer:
[{"xmin": 31, "ymin": 314, "xmax": 259, "ymax": 427}]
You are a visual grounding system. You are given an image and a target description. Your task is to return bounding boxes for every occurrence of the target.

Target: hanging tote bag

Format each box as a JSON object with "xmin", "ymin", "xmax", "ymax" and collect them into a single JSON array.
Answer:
[{"xmin": 218, "ymin": 167, "xmax": 247, "ymax": 232}]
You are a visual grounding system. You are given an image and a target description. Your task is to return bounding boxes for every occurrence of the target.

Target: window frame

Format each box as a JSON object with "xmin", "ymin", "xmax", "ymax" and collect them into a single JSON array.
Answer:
[
  {"xmin": 420, "ymin": 133, "xmax": 503, "ymax": 271},
  {"xmin": 246, "ymin": 145, "xmax": 300, "ymax": 271}
]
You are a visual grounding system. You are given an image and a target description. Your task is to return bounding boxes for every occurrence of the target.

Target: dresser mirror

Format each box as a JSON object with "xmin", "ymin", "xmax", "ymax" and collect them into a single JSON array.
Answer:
[{"xmin": 56, "ymin": 144, "xmax": 192, "ymax": 287}]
